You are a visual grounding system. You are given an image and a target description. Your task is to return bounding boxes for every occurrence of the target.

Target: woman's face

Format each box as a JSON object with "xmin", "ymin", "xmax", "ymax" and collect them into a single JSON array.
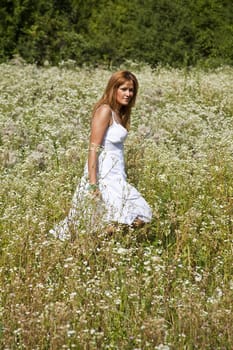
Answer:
[{"xmin": 116, "ymin": 80, "xmax": 134, "ymax": 107}]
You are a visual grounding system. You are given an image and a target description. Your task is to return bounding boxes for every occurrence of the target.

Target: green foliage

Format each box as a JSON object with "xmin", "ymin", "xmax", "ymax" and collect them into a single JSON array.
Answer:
[{"xmin": 0, "ymin": 0, "xmax": 232, "ymax": 66}]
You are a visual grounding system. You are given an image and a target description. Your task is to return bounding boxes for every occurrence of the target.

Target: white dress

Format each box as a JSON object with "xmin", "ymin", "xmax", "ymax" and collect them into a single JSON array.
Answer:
[{"xmin": 50, "ymin": 110, "xmax": 152, "ymax": 240}]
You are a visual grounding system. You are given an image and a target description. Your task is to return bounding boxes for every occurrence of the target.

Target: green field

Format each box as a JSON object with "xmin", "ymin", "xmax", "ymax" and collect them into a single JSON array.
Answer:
[{"xmin": 1, "ymin": 62, "xmax": 233, "ymax": 349}]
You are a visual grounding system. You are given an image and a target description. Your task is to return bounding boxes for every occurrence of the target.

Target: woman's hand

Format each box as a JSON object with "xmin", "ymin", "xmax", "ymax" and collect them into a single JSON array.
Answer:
[
  {"xmin": 87, "ymin": 183, "xmax": 102, "ymax": 199},
  {"xmin": 92, "ymin": 188, "xmax": 101, "ymax": 199}
]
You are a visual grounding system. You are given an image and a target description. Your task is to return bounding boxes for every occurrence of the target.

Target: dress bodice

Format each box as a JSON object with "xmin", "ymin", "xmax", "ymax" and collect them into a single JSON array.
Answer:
[{"xmin": 102, "ymin": 111, "xmax": 128, "ymax": 148}]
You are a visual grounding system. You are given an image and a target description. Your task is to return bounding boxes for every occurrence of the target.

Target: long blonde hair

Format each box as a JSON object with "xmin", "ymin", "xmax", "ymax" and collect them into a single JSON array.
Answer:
[{"xmin": 92, "ymin": 70, "xmax": 139, "ymax": 130}]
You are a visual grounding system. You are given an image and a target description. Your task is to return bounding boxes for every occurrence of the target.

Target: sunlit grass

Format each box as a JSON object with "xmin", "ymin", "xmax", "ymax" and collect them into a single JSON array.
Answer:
[{"xmin": 0, "ymin": 62, "xmax": 233, "ymax": 349}]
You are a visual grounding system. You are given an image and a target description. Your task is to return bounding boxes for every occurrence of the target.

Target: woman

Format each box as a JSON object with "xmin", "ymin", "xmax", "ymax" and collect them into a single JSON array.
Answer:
[{"xmin": 50, "ymin": 71, "xmax": 152, "ymax": 240}]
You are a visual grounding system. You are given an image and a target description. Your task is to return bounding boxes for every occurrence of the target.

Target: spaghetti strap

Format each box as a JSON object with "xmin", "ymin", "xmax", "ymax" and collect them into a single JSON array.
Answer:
[{"xmin": 111, "ymin": 110, "xmax": 116, "ymax": 123}]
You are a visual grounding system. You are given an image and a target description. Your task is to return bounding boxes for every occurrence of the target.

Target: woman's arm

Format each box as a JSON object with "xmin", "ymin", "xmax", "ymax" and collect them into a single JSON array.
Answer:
[{"xmin": 88, "ymin": 105, "xmax": 111, "ymax": 185}]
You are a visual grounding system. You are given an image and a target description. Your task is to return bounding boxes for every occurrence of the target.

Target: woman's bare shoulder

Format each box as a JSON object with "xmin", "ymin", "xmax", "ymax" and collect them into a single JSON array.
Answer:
[
  {"xmin": 96, "ymin": 104, "xmax": 112, "ymax": 115},
  {"xmin": 94, "ymin": 104, "xmax": 112, "ymax": 122}
]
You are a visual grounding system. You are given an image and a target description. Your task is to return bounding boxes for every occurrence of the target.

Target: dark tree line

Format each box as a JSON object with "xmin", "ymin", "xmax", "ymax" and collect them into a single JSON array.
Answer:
[{"xmin": 0, "ymin": 0, "xmax": 232, "ymax": 67}]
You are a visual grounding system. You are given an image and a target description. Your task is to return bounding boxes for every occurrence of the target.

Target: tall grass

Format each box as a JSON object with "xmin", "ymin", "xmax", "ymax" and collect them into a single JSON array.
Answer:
[{"xmin": 0, "ymin": 62, "xmax": 233, "ymax": 349}]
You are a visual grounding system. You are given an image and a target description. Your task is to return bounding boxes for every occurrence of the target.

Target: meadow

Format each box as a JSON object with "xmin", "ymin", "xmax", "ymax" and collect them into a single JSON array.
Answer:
[{"xmin": 0, "ymin": 61, "xmax": 233, "ymax": 349}]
